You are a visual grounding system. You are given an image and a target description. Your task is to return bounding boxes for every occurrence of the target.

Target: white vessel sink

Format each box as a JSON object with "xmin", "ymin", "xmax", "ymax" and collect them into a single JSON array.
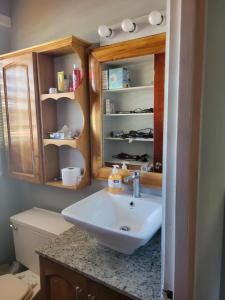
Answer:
[{"xmin": 62, "ymin": 189, "xmax": 162, "ymax": 254}]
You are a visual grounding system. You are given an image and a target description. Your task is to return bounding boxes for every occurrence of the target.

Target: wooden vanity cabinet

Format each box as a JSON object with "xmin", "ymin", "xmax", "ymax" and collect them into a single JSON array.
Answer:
[
  {"xmin": 40, "ymin": 256, "xmax": 133, "ymax": 300},
  {"xmin": 0, "ymin": 53, "xmax": 43, "ymax": 183}
]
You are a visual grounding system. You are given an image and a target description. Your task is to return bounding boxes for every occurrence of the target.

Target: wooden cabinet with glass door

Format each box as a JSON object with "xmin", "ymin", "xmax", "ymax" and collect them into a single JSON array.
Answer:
[
  {"xmin": 0, "ymin": 53, "xmax": 43, "ymax": 183},
  {"xmin": 89, "ymin": 34, "xmax": 165, "ymax": 188}
]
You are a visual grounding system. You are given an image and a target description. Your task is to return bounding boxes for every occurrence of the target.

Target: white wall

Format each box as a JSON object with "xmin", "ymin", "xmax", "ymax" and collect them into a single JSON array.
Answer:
[
  {"xmin": 11, "ymin": 0, "xmax": 166, "ymax": 49},
  {"xmin": 0, "ymin": 0, "xmax": 11, "ymax": 16},
  {"xmin": 8, "ymin": 0, "xmax": 165, "ymax": 215},
  {"xmin": 195, "ymin": 1, "xmax": 225, "ymax": 299},
  {"xmin": 0, "ymin": 174, "xmax": 21, "ymax": 264},
  {"xmin": 0, "ymin": 0, "xmax": 11, "ymax": 54},
  {"xmin": 0, "ymin": 27, "xmax": 10, "ymax": 54},
  {"xmin": 0, "ymin": 0, "xmax": 21, "ymax": 265}
]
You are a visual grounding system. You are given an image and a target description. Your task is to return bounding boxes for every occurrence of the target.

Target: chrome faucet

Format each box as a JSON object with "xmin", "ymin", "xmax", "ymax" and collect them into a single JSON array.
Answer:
[{"xmin": 124, "ymin": 171, "xmax": 141, "ymax": 198}]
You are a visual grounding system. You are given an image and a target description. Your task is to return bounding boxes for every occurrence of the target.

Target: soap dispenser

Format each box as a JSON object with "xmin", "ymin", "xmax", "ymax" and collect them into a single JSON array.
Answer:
[{"xmin": 108, "ymin": 165, "xmax": 122, "ymax": 194}]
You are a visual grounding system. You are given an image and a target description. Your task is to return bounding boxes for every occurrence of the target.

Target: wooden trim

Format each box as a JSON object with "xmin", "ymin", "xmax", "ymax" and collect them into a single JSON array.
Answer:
[
  {"xmin": 40, "ymin": 92, "xmax": 75, "ymax": 101},
  {"xmin": 95, "ymin": 167, "xmax": 162, "ymax": 189},
  {"xmin": 90, "ymin": 34, "xmax": 165, "ymax": 189},
  {"xmin": 89, "ymin": 54, "xmax": 103, "ymax": 178},
  {"xmin": 0, "ymin": 36, "xmax": 90, "ymax": 60},
  {"xmin": 154, "ymin": 53, "xmax": 165, "ymax": 167},
  {"xmin": 174, "ymin": 1, "xmax": 206, "ymax": 299},
  {"xmin": 162, "ymin": 0, "xmax": 206, "ymax": 299},
  {"xmin": 43, "ymin": 139, "xmax": 78, "ymax": 148},
  {"xmin": 91, "ymin": 33, "xmax": 166, "ymax": 62}
]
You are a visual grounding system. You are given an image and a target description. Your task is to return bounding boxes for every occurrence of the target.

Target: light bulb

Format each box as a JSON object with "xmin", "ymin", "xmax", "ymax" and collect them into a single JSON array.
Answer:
[
  {"xmin": 148, "ymin": 11, "xmax": 163, "ymax": 26},
  {"xmin": 98, "ymin": 25, "xmax": 112, "ymax": 38},
  {"xmin": 121, "ymin": 19, "xmax": 137, "ymax": 33}
]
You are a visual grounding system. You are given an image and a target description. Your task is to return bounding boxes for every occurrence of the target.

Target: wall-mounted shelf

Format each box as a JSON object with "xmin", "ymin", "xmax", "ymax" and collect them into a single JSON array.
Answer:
[
  {"xmin": 104, "ymin": 113, "xmax": 153, "ymax": 117},
  {"xmin": 37, "ymin": 37, "xmax": 91, "ymax": 190},
  {"xmin": 0, "ymin": 36, "xmax": 91, "ymax": 189},
  {"xmin": 41, "ymin": 92, "xmax": 75, "ymax": 101},
  {"xmin": 43, "ymin": 139, "xmax": 78, "ymax": 148},
  {"xmin": 103, "ymin": 85, "xmax": 154, "ymax": 93},
  {"xmin": 46, "ymin": 180, "xmax": 79, "ymax": 190},
  {"xmin": 104, "ymin": 137, "xmax": 154, "ymax": 142},
  {"xmin": 104, "ymin": 159, "xmax": 152, "ymax": 166}
]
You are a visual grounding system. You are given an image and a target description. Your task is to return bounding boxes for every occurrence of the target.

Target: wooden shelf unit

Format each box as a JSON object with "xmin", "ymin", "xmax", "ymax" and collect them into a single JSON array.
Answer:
[
  {"xmin": 37, "ymin": 37, "xmax": 91, "ymax": 190},
  {"xmin": 43, "ymin": 139, "xmax": 79, "ymax": 148},
  {"xmin": 45, "ymin": 179, "xmax": 87, "ymax": 190},
  {"xmin": 104, "ymin": 137, "xmax": 154, "ymax": 142},
  {"xmin": 40, "ymin": 92, "xmax": 75, "ymax": 101},
  {"xmin": 104, "ymin": 113, "xmax": 154, "ymax": 117},
  {"xmin": 103, "ymin": 85, "xmax": 154, "ymax": 93}
]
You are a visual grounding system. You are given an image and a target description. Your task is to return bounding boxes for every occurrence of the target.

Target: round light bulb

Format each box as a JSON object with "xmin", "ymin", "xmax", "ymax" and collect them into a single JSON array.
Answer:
[
  {"xmin": 98, "ymin": 25, "xmax": 112, "ymax": 38},
  {"xmin": 121, "ymin": 19, "xmax": 136, "ymax": 33},
  {"xmin": 148, "ymin": 11, "xmax": 163, "ymax": 26}
]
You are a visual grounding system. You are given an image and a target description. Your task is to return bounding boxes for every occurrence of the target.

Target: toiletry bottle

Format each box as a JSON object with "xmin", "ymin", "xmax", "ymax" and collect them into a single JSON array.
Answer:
[
  {"xmin": 69, "ymin": 75, "xmax": 73, "ymax": 92},
  {"xmin": 64, "ymin": 75, "xmax": 69, "ymax": 92},
  {"xmin": 108, "ymin": 165, "xmax": 122, "ymax": 194},
  {"xmin": 122, "ymin": 162, "xmax": 127, "ymax": 170},
  {"xmin": 57, "ymin": 71, "xmax": 64, "ymax": 92},
  {"xmin": 121, "ymin": 162, "xmax": 128, "ymax": 177},
  {"xmin": 72, "ymin": 64, "xmax": 81, "ymax": 91},
  {"xmin": 105, "ymin": 99, "xmax": 111, "ymax": 114}
]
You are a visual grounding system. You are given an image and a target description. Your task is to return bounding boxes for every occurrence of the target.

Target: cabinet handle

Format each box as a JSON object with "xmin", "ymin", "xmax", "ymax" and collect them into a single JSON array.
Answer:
[
  {"xmin": 10, "ymin": 224, "xmax": 17, "ymax": 230},
  {"xmin": 75, "ymin": 286, "xmax": 82, "ymax": 299},
  {"xmin": 88, "ymin": 294, "xmax": 95, "ymax": 300}
]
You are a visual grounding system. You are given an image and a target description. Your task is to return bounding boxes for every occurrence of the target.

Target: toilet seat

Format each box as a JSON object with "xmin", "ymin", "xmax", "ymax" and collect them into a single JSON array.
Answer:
[
  {"xmin": 15, "ymin": 270, "xmax": 40, "ymax": 298},
  {"xmin": 0, "ymin": 274, "xmax": 33, "ymax": 300}
]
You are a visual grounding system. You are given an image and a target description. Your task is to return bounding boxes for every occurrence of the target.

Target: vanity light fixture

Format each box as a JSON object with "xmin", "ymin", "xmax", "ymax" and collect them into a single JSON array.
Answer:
[
  {"xmin": 98, "ymin": 25, "xmax": 113, "ymax": 38},
  {"xmin": 121, "ymin": 18, "xmax": 137, "ymax": 33},
  {"xmin": 148, "ymin": 11, "xmax": 164, "ymax": 26}
]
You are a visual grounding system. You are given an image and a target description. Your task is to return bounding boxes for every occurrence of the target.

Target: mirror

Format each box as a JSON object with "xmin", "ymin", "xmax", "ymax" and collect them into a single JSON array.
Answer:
[{"xmin": 90, "ymin": 33, "xmax": 165, "ymax": 188}]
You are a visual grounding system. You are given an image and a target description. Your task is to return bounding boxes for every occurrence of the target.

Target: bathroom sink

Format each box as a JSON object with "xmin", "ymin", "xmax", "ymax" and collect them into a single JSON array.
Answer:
[{"xmin": 62, "ymin": 189, "xmax": 162, "ymax": 254}]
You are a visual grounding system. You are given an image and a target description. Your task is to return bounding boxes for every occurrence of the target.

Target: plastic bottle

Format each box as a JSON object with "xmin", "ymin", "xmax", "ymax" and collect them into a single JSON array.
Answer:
[
  {"xmin": 108, "ymin": 165, "xmax": 122, "ymax": 194},
  {"xmin": 64, "ymin": 75, "xmax": 69, "ymax": 92},
  {"xmin": 72, "ymin": 64, "xmax": 81, "ymax": 91},
  {"xmin": 121, "ymin": 162, "xmax": 127, "ymax": 170},
  {"xmin": 57, "ymin": 71, "xmax": 64, "ymax": 92}
]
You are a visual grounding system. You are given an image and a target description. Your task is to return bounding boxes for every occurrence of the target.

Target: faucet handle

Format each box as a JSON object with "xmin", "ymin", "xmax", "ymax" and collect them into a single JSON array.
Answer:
[{"xmin": 133, "ymin": 170, "xmax": 141, "ymax": 177}]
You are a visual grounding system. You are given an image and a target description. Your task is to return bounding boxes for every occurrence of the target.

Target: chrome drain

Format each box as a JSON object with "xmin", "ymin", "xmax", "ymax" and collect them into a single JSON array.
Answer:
[{"xmin": 120, "ymin": 225, "xmax": 131, "ymax": 232}]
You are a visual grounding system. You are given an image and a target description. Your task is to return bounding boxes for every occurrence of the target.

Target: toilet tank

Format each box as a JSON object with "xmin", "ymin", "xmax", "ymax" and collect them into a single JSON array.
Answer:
[{"xmin": 10, "ymin": 207, "xmax": 73, "ymax": 274}]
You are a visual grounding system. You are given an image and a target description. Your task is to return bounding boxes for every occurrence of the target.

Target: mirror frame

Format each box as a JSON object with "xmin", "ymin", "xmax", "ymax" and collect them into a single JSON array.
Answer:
[{"xmin": 89, "ymin": 33, "xmax": 166, "ymax": 189}]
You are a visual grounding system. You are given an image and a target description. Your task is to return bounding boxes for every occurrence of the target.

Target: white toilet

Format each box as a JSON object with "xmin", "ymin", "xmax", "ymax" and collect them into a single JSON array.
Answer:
[{"xmin": 0, "ymin": 207, "xmax": 73, "ymax": 300}]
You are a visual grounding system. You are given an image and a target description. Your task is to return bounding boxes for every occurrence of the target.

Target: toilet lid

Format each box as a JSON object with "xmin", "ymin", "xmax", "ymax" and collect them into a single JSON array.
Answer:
[{"xmin": 0, "ymin": 274, "xmax": 33, "ymax": 300}]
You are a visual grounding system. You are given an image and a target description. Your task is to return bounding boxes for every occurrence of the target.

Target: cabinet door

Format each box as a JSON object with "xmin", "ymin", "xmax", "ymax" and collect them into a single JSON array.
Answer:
[
  {"xmin": 87, "ymin": 277, "xmax": 132, "ymax": 300},
  {"xmin": 48, "ymin": 275, "xmax": 87, "ymax": 300},
  {"xmin": 0, "ymin": 53, "xmax": 42, "ymax": 183},
  {"xmin": 40, "ymin": 256, "xmax": 133, "ymax": 300},
  {"xmin": 40, "ymin": 256, "xmax": 87, "ymax": 300}
]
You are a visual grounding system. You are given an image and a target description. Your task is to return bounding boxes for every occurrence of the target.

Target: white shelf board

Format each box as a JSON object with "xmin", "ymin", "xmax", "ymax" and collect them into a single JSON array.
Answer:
[
  {"xmin": 104, "ymin": 159, "xmax": 152, "ymax": 166},
  {"xmin": 103, "ymin": 85, "xmax": 154, "ymax": 93},
  {"xmin": 104, "ymin": 137, "xmax": 154, "ymax": 142},
  {"xmin": 104, "ymin": 113, "xmax": 153, "ymax": 117}
]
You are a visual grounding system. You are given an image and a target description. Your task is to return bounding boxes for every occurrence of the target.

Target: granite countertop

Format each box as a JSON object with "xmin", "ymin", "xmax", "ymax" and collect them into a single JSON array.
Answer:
[{"xmin": 37, "ymin": 226, "xmax": 161, "ymax": 300}]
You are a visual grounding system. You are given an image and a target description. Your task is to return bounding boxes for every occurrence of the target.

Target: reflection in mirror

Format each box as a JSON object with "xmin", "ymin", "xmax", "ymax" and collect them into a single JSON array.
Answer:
[{"xmin": 101, "ymin": 55, "xmax": 163, "ymax": 174}]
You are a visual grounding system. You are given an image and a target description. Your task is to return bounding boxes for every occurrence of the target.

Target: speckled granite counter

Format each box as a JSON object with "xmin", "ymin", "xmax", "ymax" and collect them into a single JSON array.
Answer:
[{"xmin": 37, "ymin": 226, "xmax": 161, "ymax": 300}]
